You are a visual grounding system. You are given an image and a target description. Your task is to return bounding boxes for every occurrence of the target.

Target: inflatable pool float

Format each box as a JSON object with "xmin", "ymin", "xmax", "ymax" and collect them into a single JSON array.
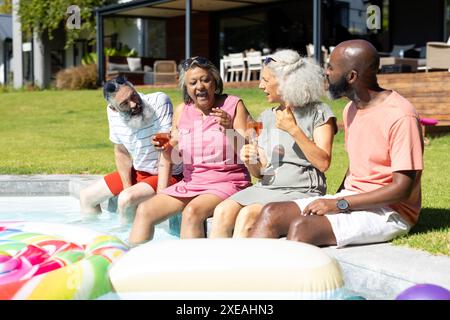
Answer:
[
  {"xmin": 109, "ymin": 238, "xmax": 344, "ymax": 299},
  {"xmin": 0, "ymin": 221, "xmax": 128, "ymax": 300}
]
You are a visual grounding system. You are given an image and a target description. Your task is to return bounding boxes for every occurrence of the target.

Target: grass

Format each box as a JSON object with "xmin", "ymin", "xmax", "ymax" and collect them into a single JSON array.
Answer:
[{"xmin": 0, "ymin": 88, "xmax": 448, "ymax": 255}]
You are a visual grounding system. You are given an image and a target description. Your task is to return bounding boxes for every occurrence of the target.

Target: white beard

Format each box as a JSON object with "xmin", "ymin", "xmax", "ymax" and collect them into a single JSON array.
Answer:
[{"xmin": 119, "ymin": 102, "xmax": 155, "ymax": 129}]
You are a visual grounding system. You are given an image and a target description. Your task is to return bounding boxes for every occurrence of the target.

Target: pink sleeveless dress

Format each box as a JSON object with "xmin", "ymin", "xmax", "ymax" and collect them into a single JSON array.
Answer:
[{"xmin": 161, "ymin": 95, "xmax": 251, "ymax": 199}]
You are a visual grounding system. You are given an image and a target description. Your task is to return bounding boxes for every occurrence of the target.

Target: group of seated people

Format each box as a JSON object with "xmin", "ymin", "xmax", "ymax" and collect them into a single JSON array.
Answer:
[{"xmin": 80, "ymin": 39, "xmax": 424, "ymax": 248}]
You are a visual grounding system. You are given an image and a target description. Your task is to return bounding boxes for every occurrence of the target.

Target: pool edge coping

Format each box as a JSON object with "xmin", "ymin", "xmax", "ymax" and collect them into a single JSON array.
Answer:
[{"xmin": 1, "ymin": 174, "xmax": 449, "ymax": 300}]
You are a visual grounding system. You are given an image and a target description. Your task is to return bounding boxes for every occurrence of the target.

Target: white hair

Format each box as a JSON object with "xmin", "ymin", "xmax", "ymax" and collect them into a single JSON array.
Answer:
[{"xmin": 266, "ymin": 49, "xmax": 324, "ymax": 107}]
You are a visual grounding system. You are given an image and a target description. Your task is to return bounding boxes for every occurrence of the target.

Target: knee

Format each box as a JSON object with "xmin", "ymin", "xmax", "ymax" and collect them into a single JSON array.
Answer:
[
  {"xmin": 79, "ymin": 187, "xmax": 89, "ymax": 203},
  {"xmin": 135, "ymin": 202, "xmax": 153, "ymax": 221},
  {"xmin": 117, "ymin": 191, "xmax": 133, "ymax": 208},
  {"xmin": 79, "ymin": 186, "xmax": 96, "ymax": 205},
  {"xmin": 235, "ymin": 207, "xmax": 259, "ymax": 234},
  {"xmin": 182, "ymin": 204, "xmax": 203, "ymax": 225},
  {"xmin": 238, "ymin": 206, "xmax": 257, "ymax": 221},
  {"xmin": 213, "ymin": 203, "xmax": 235, "ymax": 226},
  {"xmin": 258, "ymin": 203, "xmax": 285, "ymax": 228},
  {"xmin": 287, "ymin": 216, "xmax": 311, "ymax": 242}
]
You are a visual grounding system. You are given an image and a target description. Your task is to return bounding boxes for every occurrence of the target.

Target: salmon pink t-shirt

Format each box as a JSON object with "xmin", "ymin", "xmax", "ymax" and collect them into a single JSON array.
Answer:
[{"xmin": 343, "ymin": 91, "xmax": 424, "ymax": 225}]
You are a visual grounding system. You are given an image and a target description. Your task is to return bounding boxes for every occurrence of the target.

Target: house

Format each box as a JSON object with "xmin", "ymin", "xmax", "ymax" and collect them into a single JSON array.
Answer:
[
  {"xmin": 94, "ymin": 0, "xmax": 450, "ymax": 82},
  {"xmin": 0, "ymin": 14, "xmax": 11, "ymax": 85},
  {"xmin": 9, "ymin": 0, "xmax": 146, "ymax": 88},
  {"xmin": 6, "ymin": 0, "xmax": 450, "ymax": 88}
]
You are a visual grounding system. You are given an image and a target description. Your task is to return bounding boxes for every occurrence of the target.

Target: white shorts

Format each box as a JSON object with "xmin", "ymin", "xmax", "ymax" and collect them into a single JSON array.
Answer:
[{"xmin": 292, "ymin": 190, "xmax": 411, "ymax": 248}]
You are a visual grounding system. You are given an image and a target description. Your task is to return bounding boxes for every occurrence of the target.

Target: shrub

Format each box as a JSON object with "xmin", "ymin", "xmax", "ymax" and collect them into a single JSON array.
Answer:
[{"xmin": 56, "ymin": 64, "xmax": 98, "ymax": 90}]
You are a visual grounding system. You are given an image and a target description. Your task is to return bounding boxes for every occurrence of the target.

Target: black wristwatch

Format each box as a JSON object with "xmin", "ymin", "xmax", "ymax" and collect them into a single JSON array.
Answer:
[{"xmin": 336, "ymin": 198, "xmax": 350, "ymax": 213}]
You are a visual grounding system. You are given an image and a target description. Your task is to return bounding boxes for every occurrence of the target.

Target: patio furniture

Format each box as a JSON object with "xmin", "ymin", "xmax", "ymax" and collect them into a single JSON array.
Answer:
[
  {"xmin": 379, "ymin": 57, "xmax": 418, "ymax": 72},
  {"xmin": 380, "ymin": 64, "xmax": 412, "ymax": 74},
  {"xmin": 245, "ymin": 51, "xmax": 263, "ymax": 81},
  {"xmin": 220, "ymin": 54, "xmax": 269, "ymax": 82},
  {"xmin": 420, "ymin": 117, "xmax": 438, "ymax": 145},
  {"xmin": 153, "ymin": 60, "xmax": 177, "ymax": 85},
  {"xmin": 226, "ymin": 53, "xmax": 246, "ymax": 82},
  {"xmin": 378, "ymin": 44, "xmax": 416, "ymax": 58},
  {"xmin": 306, "ymin": 44, "xmax": 329, "ymax": 63},
  {"xmin": 106, "ymin": 56, "xmax": 157, "ymax": 85},
  {"xmin": 426, "ymin": 38, "xmax": 450, "ymax": 71}
]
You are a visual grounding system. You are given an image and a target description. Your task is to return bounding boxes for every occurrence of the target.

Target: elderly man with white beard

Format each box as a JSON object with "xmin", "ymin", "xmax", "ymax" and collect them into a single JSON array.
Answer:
[{"xmin": 80, "ymin": 76, "xmax": 183, "ymax": 223}]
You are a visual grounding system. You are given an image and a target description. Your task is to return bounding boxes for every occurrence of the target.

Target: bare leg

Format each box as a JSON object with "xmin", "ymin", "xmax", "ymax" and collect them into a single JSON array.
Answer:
[
  {"xmin": 287, "ymin": 215, "xmax": 337, "ymax": 246},
  {"xmin": 181, "ymin": 194, "xmax": 223, "ymax": 239},
  {"xmin": 117, "ymin": 182, "xmax": 156, "ymax": 224},
  {"xmin": 79, "ymin": 179, "xmax": 113, "ymax": 215},
  {"xmin": 209, "ymin": 199, "xmax": 243, "ymax": 238},
  {"xmin": 232, "ymin": 204, "xmax": 263, "ymax": 238},
  {"xmin": 249, "ymin": 201, "xmax": 302, "ymax": 238},
  {"xmin": 129, "ymin": 194, "xmax": 189, "ymax": 245}
]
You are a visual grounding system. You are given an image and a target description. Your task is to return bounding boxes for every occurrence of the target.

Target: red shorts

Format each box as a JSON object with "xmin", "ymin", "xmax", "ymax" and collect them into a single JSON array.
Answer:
[{"xmin": 104, "ymin": 168, "xmax": 183, "ymax": 196}]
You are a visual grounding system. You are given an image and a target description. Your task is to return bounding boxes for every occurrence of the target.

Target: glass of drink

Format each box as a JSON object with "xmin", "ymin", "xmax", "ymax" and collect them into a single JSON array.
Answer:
[
  {"xmin": 246, "ymin": 117, "xmax": 263, "ymax": 145},
  {"xmin": 154, "ymin": 132, "xmax": 171, "ymax": 149}
]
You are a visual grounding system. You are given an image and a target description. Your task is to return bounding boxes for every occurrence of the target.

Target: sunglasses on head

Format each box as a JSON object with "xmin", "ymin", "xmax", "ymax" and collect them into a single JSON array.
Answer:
[
  {"xmin": 104, "ymin": 75, "xmax": 128, "ymax": 95},
  {"xmin": 263, "ymin": 57, "xmax": 276, "ymax": 65},
  {"xmin": 182, "ymin": 56, "xmax": 209, "ymax": 70},
  {"xmin": 103, "ymin": 76, "xmax": 129, "ymax": 100}
]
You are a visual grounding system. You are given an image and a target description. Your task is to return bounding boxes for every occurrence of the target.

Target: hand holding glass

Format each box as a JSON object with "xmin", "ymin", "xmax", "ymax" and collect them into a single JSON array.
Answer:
[
  {"xmin": 153, "ymin": 132, "xmax": 171, "ymax": 150},
  {"xmin": 246, "ymin": 119, "xmax": 263, "ymax": 145}
]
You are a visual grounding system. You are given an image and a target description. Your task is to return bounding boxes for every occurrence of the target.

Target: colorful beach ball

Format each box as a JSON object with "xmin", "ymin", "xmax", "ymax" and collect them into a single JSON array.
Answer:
[{"xmin": 396, "ymin": 284, "xmax": 450, "ymax": 300}]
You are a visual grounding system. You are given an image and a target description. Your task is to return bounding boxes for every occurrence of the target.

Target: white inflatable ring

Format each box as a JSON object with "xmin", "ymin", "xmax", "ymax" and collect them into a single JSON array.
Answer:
[{"xmin": 109, "ymin": 238, "xmax": 344, "ymax": 299}]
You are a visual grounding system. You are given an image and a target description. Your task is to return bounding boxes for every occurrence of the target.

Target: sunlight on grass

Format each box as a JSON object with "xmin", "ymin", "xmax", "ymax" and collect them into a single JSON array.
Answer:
[{"xmin": 0, "ymin": 88, "xmax": 448, "ymax": 255}]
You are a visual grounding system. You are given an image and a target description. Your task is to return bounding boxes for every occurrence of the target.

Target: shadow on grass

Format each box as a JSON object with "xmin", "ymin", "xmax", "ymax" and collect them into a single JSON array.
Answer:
[{"xmin": 409, "ymin": 208, "xmax": 450, "ymax": 234}]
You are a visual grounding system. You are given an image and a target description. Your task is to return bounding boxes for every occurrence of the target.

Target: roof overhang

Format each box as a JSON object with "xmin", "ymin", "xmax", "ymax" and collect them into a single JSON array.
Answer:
[{"xmin": 95, "ymin": 0, "xmax": 284, "ymax": 19}]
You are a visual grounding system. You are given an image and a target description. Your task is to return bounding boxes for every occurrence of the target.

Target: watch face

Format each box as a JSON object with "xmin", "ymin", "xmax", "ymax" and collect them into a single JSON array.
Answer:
[{"xmin": 337, "ymin": 199, "xmax": 349, "ymax": 210}]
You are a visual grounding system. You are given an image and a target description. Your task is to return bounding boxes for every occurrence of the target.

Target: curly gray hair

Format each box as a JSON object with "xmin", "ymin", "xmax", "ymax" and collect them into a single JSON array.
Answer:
[
  {"xmin": 178, "ymin": 57, "xmax": 223, "ymax": 103},
  {"xmin": 265, "ymin": 49, "xmax": 324, "ymax": 107}
]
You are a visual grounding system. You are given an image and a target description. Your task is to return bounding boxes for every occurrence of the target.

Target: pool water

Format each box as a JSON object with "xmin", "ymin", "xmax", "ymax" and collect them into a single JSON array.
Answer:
[
  {"xmin": 0, "ymin": 196, "xmax": 367, "ymax": 300},
  {"xmin": 0, "ymin": 196, "xmax": 178, "ymax": 244}
]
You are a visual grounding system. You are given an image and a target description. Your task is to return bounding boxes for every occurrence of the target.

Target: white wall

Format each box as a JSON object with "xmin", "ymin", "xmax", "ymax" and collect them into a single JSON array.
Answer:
[{"xmin": 12, "ymin": 0, "xmax": 23, "ymax": 88}]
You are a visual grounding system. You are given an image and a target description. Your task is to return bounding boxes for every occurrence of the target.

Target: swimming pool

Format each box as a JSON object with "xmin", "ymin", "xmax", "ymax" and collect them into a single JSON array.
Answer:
[
  {"xmin": 0, "ymin": 195, "xmax": 367, "ymax": 300},
  {"xmin": 0, "ymin": 196, "xmax": 178, "ymax": 244}
]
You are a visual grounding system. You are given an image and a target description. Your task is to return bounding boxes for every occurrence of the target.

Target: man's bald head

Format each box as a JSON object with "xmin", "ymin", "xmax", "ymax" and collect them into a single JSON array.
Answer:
[{"xmin": 332, "ymin": 39, "xmax": 380, "ymax": 82}]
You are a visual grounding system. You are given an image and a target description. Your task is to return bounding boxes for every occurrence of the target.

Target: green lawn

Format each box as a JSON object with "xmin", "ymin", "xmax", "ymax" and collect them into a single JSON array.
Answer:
[{"xmin": 0, "ymin": 88, "xmax": 448, "ymax": 255}]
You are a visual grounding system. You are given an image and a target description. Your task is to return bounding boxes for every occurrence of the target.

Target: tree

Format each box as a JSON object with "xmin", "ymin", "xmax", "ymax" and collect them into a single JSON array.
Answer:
[
  {"xmin": 18, "ymin": 0, "xmax": 117, "ymax": 47},
  {"xmin": 0, "ymin": 0, "xmax": 12, "ymax": 14}
]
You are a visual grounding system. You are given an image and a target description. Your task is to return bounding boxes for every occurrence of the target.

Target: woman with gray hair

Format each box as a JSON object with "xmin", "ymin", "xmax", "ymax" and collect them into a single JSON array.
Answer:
[
  {"xmin": 211, "ymin": 49, "xmax": 337, "ymax": 238},
  {"xmin": 129, "ymin": 57, "xmax": 252, "ymax": 245}
]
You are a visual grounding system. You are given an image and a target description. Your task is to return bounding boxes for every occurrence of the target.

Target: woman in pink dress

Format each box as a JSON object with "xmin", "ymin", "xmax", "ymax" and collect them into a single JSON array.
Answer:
[{"xmin": 129, "ymin": 57, "xmax": 251, "ymax": 245}]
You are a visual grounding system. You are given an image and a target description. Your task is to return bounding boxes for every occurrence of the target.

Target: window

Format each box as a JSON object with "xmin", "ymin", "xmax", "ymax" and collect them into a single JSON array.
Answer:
[
  {"xmin": 146, "ymin": 19, "xmax": 166, "ymax": 58},
  {"xmin": 219, "ymin": 12, "xmax": 269, "ymax": 56}
]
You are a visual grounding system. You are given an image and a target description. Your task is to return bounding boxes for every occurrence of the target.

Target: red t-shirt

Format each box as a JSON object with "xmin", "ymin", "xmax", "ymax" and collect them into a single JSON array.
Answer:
[{"xmin": 343, "ymin": 91, "xmax": 424, "ymax": 225}]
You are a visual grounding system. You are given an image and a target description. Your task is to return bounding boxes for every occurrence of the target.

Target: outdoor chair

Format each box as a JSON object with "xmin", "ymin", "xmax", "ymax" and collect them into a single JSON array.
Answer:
[
  {"xmin": 222, "ymin": 54, "xmax": 231, "ymax": 82},
  {"xmin": 426, "ymin": 37, "xmax": 450, "ymax": 71},
  {"xmin": 226, "ymin": 53, "xmax": 246, "ymax": 82},
  {"xmin": 245, "ymin": 51, "xmax": 263, "ymax": 81},
  {"xmin": 153, "ymin": 60, "xmax": 178, "ymax": 84},
  {"xmin": 106, "ymin": 56, "xmax": 157, "ymax": 85},
  {"xmin": 378, "ymin": 44, "xmax": 416, "ymax": 58},
  {"xmin": 306, "ymin": 44, "xmax": 329, "ymax": 63}
]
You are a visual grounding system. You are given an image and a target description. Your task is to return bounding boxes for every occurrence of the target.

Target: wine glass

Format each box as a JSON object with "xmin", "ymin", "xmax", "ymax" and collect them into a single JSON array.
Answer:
[
  {"xmin": 153, "ymin": 132, "xmax": 171, "ymax": 150},
  {"xmin": 246, "ymin": 116, "xmax": 263, "ymax": 145}
]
